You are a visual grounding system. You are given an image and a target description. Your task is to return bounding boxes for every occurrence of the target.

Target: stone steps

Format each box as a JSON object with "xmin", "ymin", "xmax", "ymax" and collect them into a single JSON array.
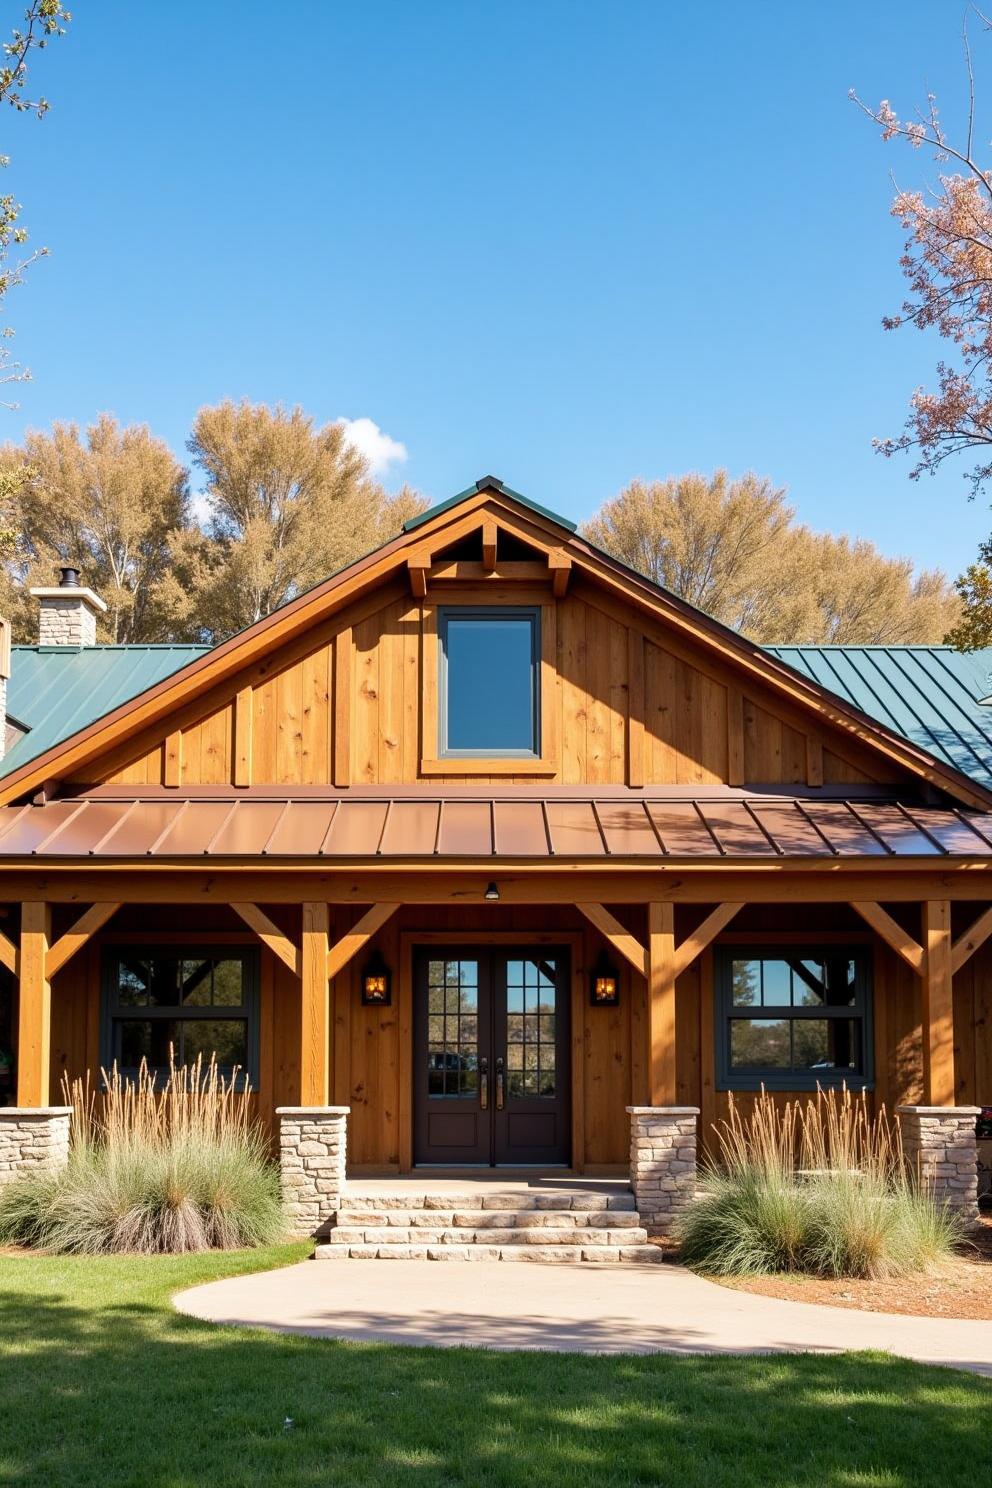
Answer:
[{"xmin": 313, "ymin": 1185, "xmax": 662, "ymax": 1263}]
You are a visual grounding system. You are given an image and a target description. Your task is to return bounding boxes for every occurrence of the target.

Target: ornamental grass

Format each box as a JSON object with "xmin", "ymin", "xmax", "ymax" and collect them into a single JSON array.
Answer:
[
  {"xmin": 0, "ymin": 1054, "xmax": 283, "ymax": 1254},
  {"xmin": 676, "ymin": 1087, "xmax": 963, "ymax": 1279}
]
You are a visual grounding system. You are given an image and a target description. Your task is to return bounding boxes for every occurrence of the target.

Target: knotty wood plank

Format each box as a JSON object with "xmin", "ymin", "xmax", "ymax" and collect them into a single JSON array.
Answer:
[
  {"xmin": 301, "ymin": 901, "xmax": 330, "ymax": 1106},
  {"xmin": 922, "ymin": 899, "xmax": 955, "ymax": 1105},
  {"xmin": 17, "ymin": 902, "xmax": 51, "ymax": 1106},
  {"xmin": 726, "ymin": 686, "xmax": 745, "ymax": 787},
  {"xmin": 163, "ymin": 730, "xmax": 183, "ymax": 788},
  {"xmin": 333, "ymin": 627, "xmax": 352, "ymax": 786},
  {"xmin": 648, "ymin": 900, "xmax": 677, "ymax": 1105},
  {"xmin": 626, "ymin": 628, "xmax": 645, "ymax": 788},
  {"xmin": 233, "ymin": 685, "xmax": 253, "ymax": 787}
]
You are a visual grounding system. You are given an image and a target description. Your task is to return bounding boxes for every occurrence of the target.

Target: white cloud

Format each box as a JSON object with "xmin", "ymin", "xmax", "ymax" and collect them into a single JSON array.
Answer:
[{"xmin": 335, "ymin": 416, "xmax": 408, "ymax": 477}]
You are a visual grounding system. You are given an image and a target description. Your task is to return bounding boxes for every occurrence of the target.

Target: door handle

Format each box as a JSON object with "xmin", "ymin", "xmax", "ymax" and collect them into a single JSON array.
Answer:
[
  {"xmin": 479, "ymin": 1057, "xmax": 488, "ymax": 1110},
  {"xmin": 496, "ymin": 1057, "xmax": 505, "ymax": 1110}
]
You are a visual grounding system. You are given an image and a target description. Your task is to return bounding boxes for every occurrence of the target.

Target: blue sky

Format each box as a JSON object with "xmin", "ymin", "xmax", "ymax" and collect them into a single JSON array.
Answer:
[{"xmin": 4, "ymin": 1, "xmax": 990, "ymax": 577}]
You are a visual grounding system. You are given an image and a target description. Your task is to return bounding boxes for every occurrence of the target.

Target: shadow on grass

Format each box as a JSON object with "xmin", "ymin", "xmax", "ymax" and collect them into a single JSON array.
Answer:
[{"xmin": 0, "ymin": 1259, "xmax": 989, "ymax": 1488}]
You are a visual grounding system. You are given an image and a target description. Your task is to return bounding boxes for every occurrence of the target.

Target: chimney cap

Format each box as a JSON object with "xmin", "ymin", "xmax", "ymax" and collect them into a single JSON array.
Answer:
[{"xmin": 59, "ymin": 565, "xmax": 81, "ymax": 588}]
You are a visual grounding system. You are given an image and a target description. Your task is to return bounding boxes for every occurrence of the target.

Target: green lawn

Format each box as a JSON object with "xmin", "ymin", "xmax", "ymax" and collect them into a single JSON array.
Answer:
[{"xmin": 0, "ymin": 1245, "xmax": 989, "ymax": 1488}]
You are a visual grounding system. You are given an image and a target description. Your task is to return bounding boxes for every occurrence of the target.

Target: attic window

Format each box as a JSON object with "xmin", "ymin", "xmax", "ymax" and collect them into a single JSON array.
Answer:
[{"xmin": 438, "ymin": 607, "xmax": 540, "ymax": 757}]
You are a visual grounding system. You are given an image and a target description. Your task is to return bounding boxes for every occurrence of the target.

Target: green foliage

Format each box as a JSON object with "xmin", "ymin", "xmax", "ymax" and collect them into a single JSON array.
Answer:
[
  {"xmin": 0, "ymin": 1128, "xmax": 283, "ymax": 1255},
  {"xmin": 677, "ymin": 1089, "xmax": 964, "ymax": 1279},
  {"xmin": 946, "ymin": 556, "xmax": 992, "ymax": 649},
  {"xmin": 677, "ymin": 1165, "xmax": 962, "ymax": 1279},
  {"xmin": 0, "ymin": 1247, "xmax": 989, "ymax": 1488}
]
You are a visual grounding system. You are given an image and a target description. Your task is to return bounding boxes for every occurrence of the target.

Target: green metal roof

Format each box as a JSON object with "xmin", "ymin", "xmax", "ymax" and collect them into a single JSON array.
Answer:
[
  {"xmin": 402, "ymin": 476, "xmax": 577, "ymax": 535},
  {"xmin": 766, "ymin": 645, "xmax": 992, "ymax": 790},
  {"xmin": 1, "ymin": 644, "xmax": 211, "ymax": 779}
]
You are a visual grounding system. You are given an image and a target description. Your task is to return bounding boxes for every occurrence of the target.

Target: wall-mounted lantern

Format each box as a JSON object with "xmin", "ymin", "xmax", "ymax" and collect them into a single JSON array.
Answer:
[
  {"xmin": 361, "ymin": 948, "xmax": 392, "ymax": 1006},
  {"xmin": 484, "ymin": 882, "xmax": 500, "ymax": 901},
  {"xmin": 590, "ymin": 950, "xmax": 620, "ymax": 1007}
]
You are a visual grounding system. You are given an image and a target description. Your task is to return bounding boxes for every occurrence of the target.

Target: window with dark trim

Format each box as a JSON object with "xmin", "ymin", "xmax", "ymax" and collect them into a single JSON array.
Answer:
[
  {"xmin": 715, "ymin": 946, "xmax": 872, "ymax": 1091},
  {"xmin": 438, "ymin": 606, "xmax": 540, "ymax": 758},
  {"xmin": 102, "ymin": 948, "xmax": 260, "ymax": 1085}
]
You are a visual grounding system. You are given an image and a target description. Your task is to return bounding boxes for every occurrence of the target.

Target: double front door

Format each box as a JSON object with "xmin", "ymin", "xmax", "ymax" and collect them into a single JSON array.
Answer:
[{"xmin": 413, "ymin": 947, "xmax": 570, "ymax": 1166}]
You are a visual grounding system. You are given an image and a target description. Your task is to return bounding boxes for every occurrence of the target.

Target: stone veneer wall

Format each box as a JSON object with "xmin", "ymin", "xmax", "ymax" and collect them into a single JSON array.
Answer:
[
  {"xmin": 896, "ymin": 1105, "xmax": 980, "ymax": 1219},
  {"xmin": 0, "ymin": 1107, "xmax": 72, "ymax": 1183},
  {"xmin": 277, "ymin": 1106, "xmax": 349, "ymax": 1236},
  {"xmin": 627, "ymin": 1106, "xmax": 698, "ymax": 1235}
]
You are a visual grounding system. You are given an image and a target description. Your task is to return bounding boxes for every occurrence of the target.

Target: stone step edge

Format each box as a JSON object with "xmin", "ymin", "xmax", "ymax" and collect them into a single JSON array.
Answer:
[
  {"xmin": 315, "ymin": 1243, "xmax": 664, "ymax": 1263},
  {"xmin": 323, "ymin": 1227, "xmax": 648, "ymax": 1246},
  {"xmin": 338, "ymin": 1193, "xmax": 636, "ymax": 1211},
  {"xmin": 332, "ymin": 1210, "xmax": 644, "ymax": 1228}
]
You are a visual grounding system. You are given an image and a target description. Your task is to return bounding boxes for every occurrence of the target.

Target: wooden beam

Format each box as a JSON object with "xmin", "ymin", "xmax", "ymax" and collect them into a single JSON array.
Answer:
[
  {"xmin": 233, "ymin": 686, "xmax": 253, "ymax": 787},
  {"xmin": 481, "ymin": 519, "xmax": 497, "ymax": 572},
  {"xmin": 0, "ymin": 927, "xmax": 16, "ymax": 975},
  {"xmin": 922, "ymin": 898, "xmax": 955, "ymax": 1105},
  {"xmin": 163, "ymin": 730, "xmax": 182, "ymax": 788},
  {"xmin": 333, "ymin": 627, "xmax": 352, "ymax": 787},
  {"xmin": 231, "ymin": 902, "xmax": 299, "ymax": 975},
  {"xmin": 17, "ymin": 902, "xmax": 51, "ymax": 1106},
  {"xmin": 673, "ymin": 903, "xmax": 741, "ymax": 979},
  {"xmin": 301, "ymin": 901, "xmax": 330, "ymax": 1105},
  {"xmin": 951, "ymin": 903, "xmax": 992, "ymax": 975},
  {"xmin": 548, "ymin": 549, "xmax": 571, "ymax": 597},
  {"xmin": 850, "ymin": 901, "xmax": 924, "ymax": 975},
  {"xmin": 46, "ymin": 902, "xmax": 121, "ymax": 979},
  {"xmin": 627, "ymin": 631, "xmax": 644, "ymax": 788},
  {"xmin": 407, "ymin": 552, "xmax": 430, "ymax": 598},
  {"xmin": 576, "ymin": 903, "xmax": 647, "ymax": 977},
  {"xmin": 726, "ymin": 686, "xmax": 745, "ymax": 788},
  {"xmin": 648, "ymin": 901, "xmax": 677, "ymax": 1105},
  {"xmin": 327, "ymin": 901, "xmax": 400, "ymax": 980}
]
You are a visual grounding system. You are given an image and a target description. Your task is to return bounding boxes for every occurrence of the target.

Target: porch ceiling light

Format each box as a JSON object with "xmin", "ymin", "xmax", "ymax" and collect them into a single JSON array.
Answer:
[
  {"xmin": 361, "ymin": 948, "xmax": 391, "ymax": 1006},
  {"xmin": 484, "ymin": 882, "xmax": 500, "ymax": 901},
  {"xmin": 590, "ymin": 950, "xmax": 619, "ymax": 1007}
]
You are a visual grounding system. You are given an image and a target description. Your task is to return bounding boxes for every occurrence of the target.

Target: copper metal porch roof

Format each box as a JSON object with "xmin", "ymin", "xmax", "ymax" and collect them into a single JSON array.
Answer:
[{"xmin": 0, "ymin": 788, "xmax": 989, "ymax": 860}]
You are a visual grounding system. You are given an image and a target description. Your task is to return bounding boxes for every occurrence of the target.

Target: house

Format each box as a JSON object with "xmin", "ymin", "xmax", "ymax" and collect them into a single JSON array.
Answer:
[{"xmin": 0, "ymin": 477, "xmax": 987, "ymax": 1251}]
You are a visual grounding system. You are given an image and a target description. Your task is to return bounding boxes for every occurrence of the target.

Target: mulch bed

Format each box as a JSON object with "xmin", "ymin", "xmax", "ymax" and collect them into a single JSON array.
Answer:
[{"xmin": 678, "ymin": 1214, "xmax": 992, "ymax": 1321}]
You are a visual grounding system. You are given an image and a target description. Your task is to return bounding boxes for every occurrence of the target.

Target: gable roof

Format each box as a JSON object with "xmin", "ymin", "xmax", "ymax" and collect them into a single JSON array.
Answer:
[
  {"xmin": 0, "ymin": 477, "xmax": 990, "ymax": 811},
  {"xmin": 766, "ymin": 646, "xmax": 992, "ymax": 793},
  {"xmin": 1, "ymin": 644, "xmax": 210, "ymax": 780},
  {"xmin": 403, "ymin": 476, "xmax": 578, "ymax": 535}
]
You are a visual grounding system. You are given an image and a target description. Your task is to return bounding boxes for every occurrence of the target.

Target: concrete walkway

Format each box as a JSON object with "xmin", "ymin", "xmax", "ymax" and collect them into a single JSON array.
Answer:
[{"xmin": 175, "ymin": 1258, "xmax": 992, "ymax": 1377}]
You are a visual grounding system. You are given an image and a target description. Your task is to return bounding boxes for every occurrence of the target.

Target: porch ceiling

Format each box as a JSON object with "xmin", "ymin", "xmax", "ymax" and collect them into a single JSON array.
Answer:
[{"xmin": 0, "ymin": 788, "xmax": 989, "ymax": 860}]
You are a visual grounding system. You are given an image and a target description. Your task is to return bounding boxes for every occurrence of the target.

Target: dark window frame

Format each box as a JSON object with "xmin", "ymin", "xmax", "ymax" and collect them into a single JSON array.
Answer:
[
  {"xmin": 101, "ymin": 945, "xmax": 260, "ymax": 1088},
  {"xmin": 715, "ymin": 944, "xmax": 873, "ymax": 1092},
  {"xmin": 438, "ymin": 605, "xmax": 541, "ymax": 759}
]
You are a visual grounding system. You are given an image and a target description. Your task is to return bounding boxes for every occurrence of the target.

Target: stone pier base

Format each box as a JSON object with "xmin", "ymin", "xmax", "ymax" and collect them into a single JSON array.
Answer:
[
  {"xmin": 0, "ymin": 1107, "xmax": 72, "ymax": 1184},
  {"xmin": 896, "ymin": 1105, "xmax": 980, "ymax": 1220},
  {"xmin": 627, "ymin": 1106, "xmax": 699, "ymax": 1235},
  {"xmin": 277, "ymin": 1106, "xmax": 349, "ymax": 1237}
]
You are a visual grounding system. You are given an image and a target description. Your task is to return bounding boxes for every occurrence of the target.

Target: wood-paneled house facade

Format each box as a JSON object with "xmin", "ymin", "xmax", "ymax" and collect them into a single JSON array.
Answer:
[{"xmin": 0, "ymin": 478, "xmax": 989, "ymax": 1205}]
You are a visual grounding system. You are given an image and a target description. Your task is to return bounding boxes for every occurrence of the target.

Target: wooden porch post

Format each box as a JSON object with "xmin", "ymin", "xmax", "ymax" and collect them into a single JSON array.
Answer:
[
  {"xmin": 17, "ymin": 902, "xmax": 51, "ymax": 1107},
  {"xmin": 922, "ymin": 899, "xmax": 955, "ymax": 1105},
  {"xmin": 648, "ymin": 901, "xmax": 677, "ymax": 1105},
  {"xmin": 300, "ymin": 902, "xmax": 330, "ymax": 1106}
]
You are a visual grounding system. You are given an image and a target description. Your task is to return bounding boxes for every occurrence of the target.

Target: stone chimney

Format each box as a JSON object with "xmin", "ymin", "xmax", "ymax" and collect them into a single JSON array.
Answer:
[{"xmin": 29, "ymin": 566, "xmax": 107, "ymax": 647}]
